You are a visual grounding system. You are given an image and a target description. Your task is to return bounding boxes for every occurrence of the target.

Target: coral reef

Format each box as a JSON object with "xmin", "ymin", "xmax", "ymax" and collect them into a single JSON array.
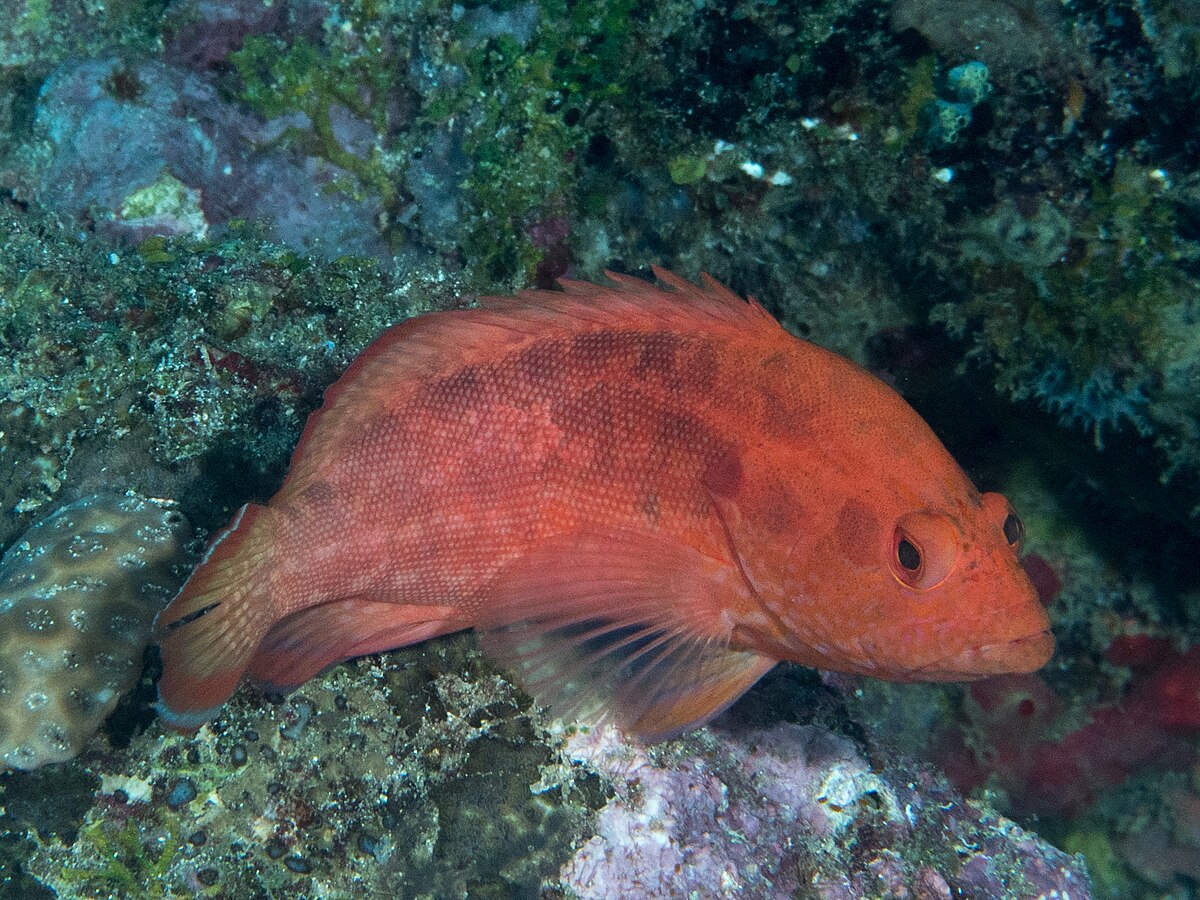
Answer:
[
  {"xmin": 29, "ymin": 56, "xmax": 387, "ymax": 257},
  {"xmin": 560, "ymin": 721, "xmax": 1089, "ymax": 899},
  {"xmin": 0, "ymin": 0, "xmax": 161, "ymax": 72},
  {"xmin": 2, "ymin": 0, "xmax": 1200, "ymax": 894},
  {"xmin": 0, "ymin": 203, "xmax": 457, "ymax": 541},
  {"xmin": 890, "ymin": 0, "xmax": 1083, "ymax": 81},
  {"xmin": 933, "ymin": 158, "xmax": 1198, "ymax": 455},
  {"xmin": 0, "ymin": 493, "xmax": 192, "ymax": 770},
  {"xmin": 162, "ymin": 0, "xmax": 285, "ymax": 73},
  {"xmin": 7, "ymin": 635, "xmax": 1091, "ymax": 898},
  {"xmin": 18, "ymin": 638, "xmax": 592, "ymax": 897}
]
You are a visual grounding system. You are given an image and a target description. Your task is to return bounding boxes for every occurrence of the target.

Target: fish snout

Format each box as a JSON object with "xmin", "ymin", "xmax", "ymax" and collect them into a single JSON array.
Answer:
[{"xmin": 939, "ymin": 628, "xmax": 1055, "ymax": 677}]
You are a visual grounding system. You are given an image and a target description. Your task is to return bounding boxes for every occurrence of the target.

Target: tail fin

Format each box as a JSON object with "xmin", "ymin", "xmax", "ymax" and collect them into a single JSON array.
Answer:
[{"xmin": 154, "ymin": 503, "xmax": 279, "ymax": 730}]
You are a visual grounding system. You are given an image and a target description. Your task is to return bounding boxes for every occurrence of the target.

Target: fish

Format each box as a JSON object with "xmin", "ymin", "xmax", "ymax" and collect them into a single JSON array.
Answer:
[{"xmin": 155, "ymin": 268, "xmax": 1054, "ymax": 740}]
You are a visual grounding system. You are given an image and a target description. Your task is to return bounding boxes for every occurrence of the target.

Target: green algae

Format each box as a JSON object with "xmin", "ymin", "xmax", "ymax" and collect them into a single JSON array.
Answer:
[
  {"xmin": 229, "ymin": 0, "xmax": 634, "ymax": 287},
  {"xmin": 0, "ymin": 204, "xmax": 460, "ymax": 541},
  {"xmin": 0, "ymin": 0, "xmax": 160, "ymax": 71},
  {"xmin": 1058, "ymin": 827, "xmax": 1130, "ymax": 900},
  {"xmin": 231, "ymin": 33, "xmax": 398, "ymax": 206},
  {"xmin": 933, "ymin": 156, "xmax": 1198, "ymax": 452},
  {"xmin": 60, "ymin": 819, "xmax": 181, "ymax": 897}
]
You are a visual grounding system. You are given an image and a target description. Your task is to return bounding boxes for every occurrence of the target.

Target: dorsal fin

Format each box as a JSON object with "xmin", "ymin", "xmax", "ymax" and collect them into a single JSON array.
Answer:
[
  {"xmin": 493, "ymin": 266, "xmax": 778, "ymax": 333},
  {"xmin": 281, "ymin": 270, "xmax": 779, "ymax": 492}
]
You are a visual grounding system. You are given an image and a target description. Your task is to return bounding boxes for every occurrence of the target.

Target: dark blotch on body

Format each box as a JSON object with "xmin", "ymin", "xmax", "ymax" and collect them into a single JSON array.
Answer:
[
  {"xmin": 633, "ymin": 332, "xmax": 685, "ymax": 388},
  {"xmin": 701, "ymin": 448, "xmax": 744, "ymax": 498},
  {"xmin": 836, "ymin": 499, "xmax": 881, "ymax": 567},
  {"xmin": 427, "ymin": 365, "xmax": 490, "ymax": 419},
  {"xmin": 565, "ymin": 330, "xmax": 628, "ymax": 376},
  {"xmin": 514, "ymin": 340, "xmax": 569, "ymax": 393}
]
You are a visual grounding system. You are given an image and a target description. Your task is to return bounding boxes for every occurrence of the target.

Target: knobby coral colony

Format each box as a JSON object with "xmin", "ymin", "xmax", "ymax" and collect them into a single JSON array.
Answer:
[{"xmin": 0, "ymin": 493, "xmax": 193, "ymax": 770}]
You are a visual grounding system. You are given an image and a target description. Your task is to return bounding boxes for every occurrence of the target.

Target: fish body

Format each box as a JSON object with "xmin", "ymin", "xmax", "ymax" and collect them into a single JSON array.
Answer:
[{"xmin": 156, "ymin": 269, "xmax": 1052, "ymax": 738}]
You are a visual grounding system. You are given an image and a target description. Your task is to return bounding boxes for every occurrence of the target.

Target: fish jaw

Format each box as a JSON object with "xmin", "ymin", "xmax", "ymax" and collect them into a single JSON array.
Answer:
[{"xmin": 912, "ymin": 628, "xmax": 1055, "ymax": 681}]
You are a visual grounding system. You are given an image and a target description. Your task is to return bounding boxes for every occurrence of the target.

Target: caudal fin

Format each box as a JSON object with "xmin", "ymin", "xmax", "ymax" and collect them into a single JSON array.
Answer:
[{"xmin": 154, "ymin": 503, "xmax": 279, "ymax": 729}]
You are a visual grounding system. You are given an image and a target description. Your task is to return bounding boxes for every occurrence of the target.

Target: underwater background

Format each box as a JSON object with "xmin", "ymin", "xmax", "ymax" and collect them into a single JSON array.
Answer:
[{"xmin": 0, "ymin": 0, "xmax": 1198, "ymax": 897}]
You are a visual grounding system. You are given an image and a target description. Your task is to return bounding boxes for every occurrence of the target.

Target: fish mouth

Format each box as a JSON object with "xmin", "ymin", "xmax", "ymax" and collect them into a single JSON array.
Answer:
[{"xmin": 915, "ymin": 629, "xmax": 1055, "ymax": 680}]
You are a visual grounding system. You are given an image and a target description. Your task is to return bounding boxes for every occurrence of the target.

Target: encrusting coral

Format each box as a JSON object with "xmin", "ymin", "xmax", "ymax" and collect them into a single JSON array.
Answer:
[{"xmin": 0, "ymin": 492, "xmax": 193, "ymax": 770}]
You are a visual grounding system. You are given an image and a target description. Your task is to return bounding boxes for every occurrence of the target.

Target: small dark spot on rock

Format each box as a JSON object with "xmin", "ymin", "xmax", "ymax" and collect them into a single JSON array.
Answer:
[
  {"xmin": 230, "ymin": 744, "xmax": 248, "ymax": 766},
  {"xmin": 252, "ymin": 398, "xmax": 283, "ymax": 429},
  {"xmin": 356, "ymin": 832, "xmax": 380, "ymax": 857},
  {"xmin": 167, "ymin": 778, "xmax": 197, "ymax": 809},
  {"xmin": 260, "ymin": 745, "xmax": 277, "ymax": 762},
  {"xmin": 284, "ymin": 855, "xmax": 313, "ymax": 874},
  {"xmin": 584, "ymin": 134, "xmax": 616, "ymax": 168},
  {"xmin": 267, "ymin": 781, "xmax": 285, "ymax": 796},
  {"xmin": 334, "ymin": 694, "xmax": 349, "ymax": 711},
  {"xmin": 186, "ymin": 748, "xmax": 200, "ymax": 765},
  {"xmin": 244, "ymin": 729, "xmax": 259, "ymax": 742},
  {"xmin": 266, "ymin": 838, "xmax": 287, "ymax": 859},
  {"xmin": 188, "ymin": 830, "xmax": 207, "ymax": 846},
  {"xmin": 105, "ymin": 66, "xmax": 144, "ymax": 102},
  {"xmin": 196, "ymin": 868, "xmax": 219, "ymax": 886}
]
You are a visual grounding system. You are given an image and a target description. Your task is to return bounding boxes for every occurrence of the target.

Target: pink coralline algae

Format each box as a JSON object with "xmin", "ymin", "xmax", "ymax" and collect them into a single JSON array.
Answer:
[
  {"xmin": 938, "ymin": 640, "xmax": 1200, "ymax": 818},
  {"xmin": 31, "ymin": 57, "xmax": 387, "ymax": 259},
  {"xmin": 557, "ymin": 722, "xmax": 1090, "ymax": 899}
]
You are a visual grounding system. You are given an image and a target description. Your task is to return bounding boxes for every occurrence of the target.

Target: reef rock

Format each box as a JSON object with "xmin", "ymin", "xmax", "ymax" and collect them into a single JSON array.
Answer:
[
  {"xmin": 31, "ymin": 57, "xmax": 388, "ymax": 258},
  {"xmin": 559, "ymin": 721, "xmax": 1092, "ymax": 899}
]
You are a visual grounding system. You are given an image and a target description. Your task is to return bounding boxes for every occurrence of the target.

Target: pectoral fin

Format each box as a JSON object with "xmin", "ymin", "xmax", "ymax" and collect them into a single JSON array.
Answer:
[{"xmin": 478, "ymin": 527, "xmax": 777, "ymax": 741}]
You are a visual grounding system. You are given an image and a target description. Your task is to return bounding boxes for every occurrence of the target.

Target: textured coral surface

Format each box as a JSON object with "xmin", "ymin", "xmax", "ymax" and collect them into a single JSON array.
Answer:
[{"xmin": 0, "ymin": 493, "xmax": 192, "ymax": 770}]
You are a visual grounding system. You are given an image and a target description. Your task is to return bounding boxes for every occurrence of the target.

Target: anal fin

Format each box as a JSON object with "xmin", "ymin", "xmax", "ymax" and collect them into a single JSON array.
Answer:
[
  {"xmin": 478, "ymin": 527, "xmax": 777, "ymax": 741},
  {"xmin": 247, "ymin": 598, "xmax": 463, "ymax": 692}
]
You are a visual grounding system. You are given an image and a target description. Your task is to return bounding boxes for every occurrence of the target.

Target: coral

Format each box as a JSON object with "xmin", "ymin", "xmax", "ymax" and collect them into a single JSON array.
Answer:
[
  {"xmin": 0, "ymin": 492, "xmax": 193, "ymax": 770},
  {"xmin": 1114, "ymin": 784, "xmax": 1200, "ymax": 891},
  {"xmin": 227, "ymin": 0, "xmax": 595, "ymax": 286},
  {"xmin": 118, "ymin": 171, "xmax": 209, "ymax": 241},
  {"xmin": 20, "ymin": 637, "xmax": 595, "ymax": 897},
  {"xmin": 0, "ymin": 202, "xmax": 455, "ymax": 532},
  {"xmin": 946, "ymin": 61, "xmax": 992, "ymax": 105},
  {"xmin": 10, "ymin": 634, "xmax": 1092, "ymax": 898},
  {"xmin": 0, "ymin": 0, "xmax": 161, "ymax": 72},
  {"xmin": 934, "ymin": 637, "xmax": 1200, "ymax": 821}
]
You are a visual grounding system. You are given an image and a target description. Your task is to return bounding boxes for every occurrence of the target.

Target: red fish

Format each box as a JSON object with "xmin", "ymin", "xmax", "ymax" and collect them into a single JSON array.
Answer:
[{"xmin": 156, "ymin": 270, "xmax": 1053, "ymax": 739}]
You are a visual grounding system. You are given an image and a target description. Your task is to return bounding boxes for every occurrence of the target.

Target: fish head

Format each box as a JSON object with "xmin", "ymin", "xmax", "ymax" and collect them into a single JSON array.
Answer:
[
  {"xmin": 745, "ymin": 483, "xmax": 1053, "ymax": 683},
  {"xmin": 872, "ymin": 489, "xmax": 1054, "ymax": 680}
]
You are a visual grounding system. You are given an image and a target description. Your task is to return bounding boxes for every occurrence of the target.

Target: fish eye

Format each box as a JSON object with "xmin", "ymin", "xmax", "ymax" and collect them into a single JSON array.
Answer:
[
  {"xmin": 897, "ymin": 538, "xmax": 921, "ymax": 571},
  {"xmin": 1003, "ymin": 512, "xmax": 1024, "ymax": 547},
  {"xmin": 982, "ymin": 492, "xmax": 1025, "ymax": 553},
  {"xmin": 890, "ymin": 511, "xmax": 958, "ymax": 591}
]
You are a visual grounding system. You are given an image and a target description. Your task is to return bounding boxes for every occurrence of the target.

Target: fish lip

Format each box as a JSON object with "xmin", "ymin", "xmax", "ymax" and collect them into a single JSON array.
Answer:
[{"xmin": 914, "ymin": 628, "xmax": 1055, "ymax": 680}]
